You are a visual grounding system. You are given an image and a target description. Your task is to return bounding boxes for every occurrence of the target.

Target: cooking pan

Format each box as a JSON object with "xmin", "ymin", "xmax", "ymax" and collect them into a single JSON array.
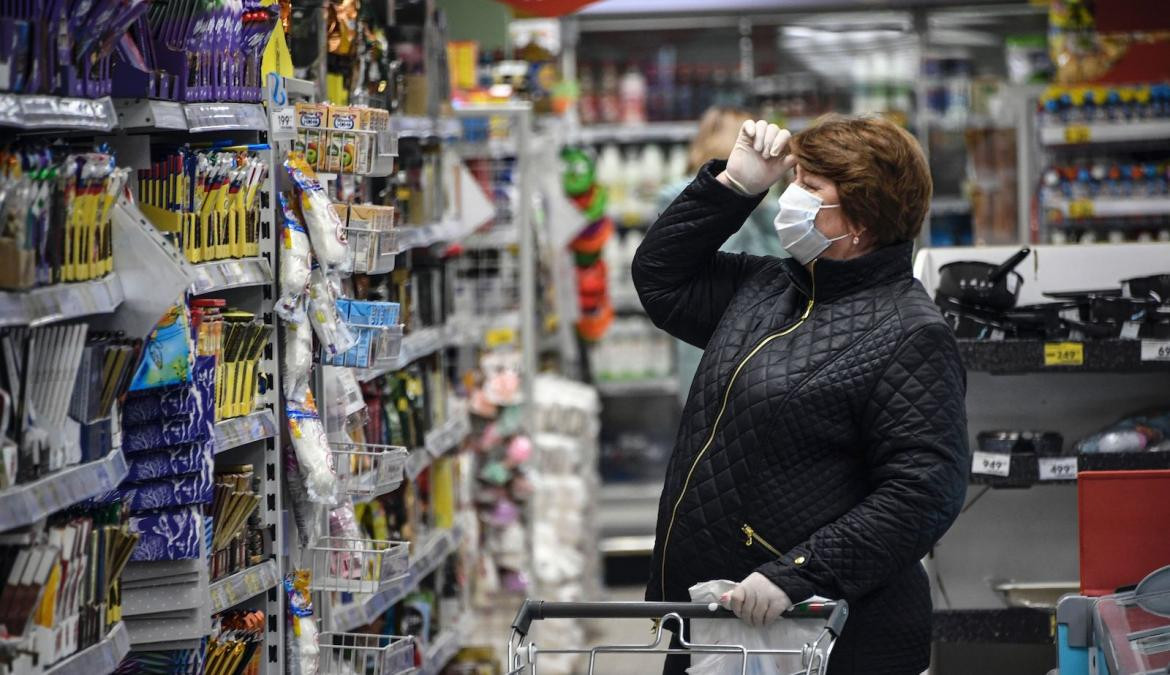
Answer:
[
  {"xmin": 937, "ymin": 248, "xmax": 1031, "ymax": 310},
  {"xmin": 1004, "ymin": 303, "xmax": 1073, "ymax": 340},
  {"xmin": 978, "ymin": 430, "xmax": 1065, "ymax": 456},
  {"xmin": 936, "ymin": 295, "xmax": 1009, "ymax": 340},
  {"xmin": 1141, "ymin": 308, "xmax": 1170, "ymax": 340},
  {"xmin": 1122, "ymin": 274, "xmax": 1170, "ymax": 304}
]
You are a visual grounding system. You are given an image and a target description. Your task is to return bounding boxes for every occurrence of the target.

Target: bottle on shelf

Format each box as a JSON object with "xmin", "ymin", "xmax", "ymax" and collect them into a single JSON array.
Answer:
[
  {"xmin": 619, "ymin": 63, "xmax": 647, "ymax": 126},
  {"xmin": 599, "ymin": 62, "xmax": 621, "ymax": 125},
  {"xmin": 579, "ymin": 64, "xmax": 598, "ymax": 126}
]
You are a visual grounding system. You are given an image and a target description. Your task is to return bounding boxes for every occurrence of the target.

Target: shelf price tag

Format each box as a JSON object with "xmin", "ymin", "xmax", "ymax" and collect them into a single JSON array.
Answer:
[
  {"xmin": 270, "ymin": 106, "xmax": 296, "ymax": 140},
  {"xmin": 1067, "ymin": 199, "xmax": 1095, "ymax": 219},
  {"xmin": 1038, "ymin": 457, "xmax": 1078, "ymax": 481},
  {"xmin": 972, "ymin": 451, "xmax": 1012, "ymax": 478},
  {"xmin": 1141, "ymin": 340, "xmax": 1170, "ymax": 362},
  {"xmin": 1064, "ymin": 125, "xmax": 1091, "ymax": 143},
  {"xmin": 1044, "ymin": 341, "xmax": 1084, "ymax": 367}
]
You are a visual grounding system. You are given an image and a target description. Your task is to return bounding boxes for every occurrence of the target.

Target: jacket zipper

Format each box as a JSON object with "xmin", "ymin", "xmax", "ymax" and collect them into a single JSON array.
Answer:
[
  {"xmin": 742, "ymin": 524, "xmax": 783, "ymax": 557},
  {"xmin": 659, "ymin": 271, "xmax": 815, "ymax": 598}
]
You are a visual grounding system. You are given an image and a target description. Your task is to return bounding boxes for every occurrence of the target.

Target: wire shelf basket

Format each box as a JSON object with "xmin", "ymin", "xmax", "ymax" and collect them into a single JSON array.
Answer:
[
  {"xmin": 317, "ymin": 632, "xmax": 415, "ymax": 675},
  {"xmin": 322, "ymin": 323, "xmax": 404, "ymax": 369},
  {"xmin": 338, "ymin": 204, "xmax": 398, "ymax": 274},
  {"xmin": 306, "ymin": 537, "xmax": 410, "ymax": 593},
  {"xmin": 329, "ymin": 442, "xmax": 408, "ymax": 498}
]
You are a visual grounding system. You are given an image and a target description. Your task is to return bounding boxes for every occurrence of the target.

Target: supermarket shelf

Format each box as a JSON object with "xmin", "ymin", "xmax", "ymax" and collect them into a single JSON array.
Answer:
[
  {"xmin": 1045, "ymin": 196, "xmax": 1170, "ymax": 219},
  {"xmin": 969, "ymin": 451, "xmax": 1170, "ymax": 488},
  {"xmin": 0, "ymin": 94, "xmax": 117, "ymax": 132},
  {"xmin": 419, "ymin": 618, "xmax": 472, "ymax": 675},
  {"xmin": 358, "ymin": 324, "xmax": 447, "ymax": 382},
  {"xmin": 208, "ymin": 559, "xmax": 281, "ymax": 613},
  {"xmin": 114, "ymin": 99, "xmax": 189, "ymax": 131},
  {"xmin": 1038, "ymin": 119, "xmax": 1170, "ymax": 147},
  {"xmin": 933, "ymin": 608, "xmax": 1055, "ymax": 644},
  {"xmin": 393, "ymin": 217, "xmax": 478, "ymax": 253},
  {"xmin": 595, "ymin": 376, "xmax": 680, "ymax": 397},
  {"xmin": 185, "ymin": 102, "xmax": 268, "ymax": 133},
  {"xmin": 931, "ymin": 196, "xmax": 972, "ymax": 216},
  {"xmin": 394, "ymin": 115, "xmax": 461, "ymax": 139},
  {"xmin": 456, "ymin": 139, "xmax": 518, "ymax": 158},
  {"xmin": 462, "ymin": 226, "xmax": 519, "ymax": 250},
  {"xmin": 0, "ymin": 274, "xmax": 124, "ymax": 329},
  {"xmin": 189, "ymin": 258, "xmax": 273, "ymax": 295},
  {"xmin": 957, "ymin": 339, "xmax": 1170, "ymax": 374},
  {"xmin": 330, "ymin": 526, "xmax": 463, "ymax": 632},
  {"xmin": 406, "ymin": 406, "xmax": 472, "ymax": 480},
  {"xmin": 214, "ymin": 409, "xmax": 278, "ymax": 454},
  {"xmin": 0, "ymin": 449, "xmax": 127, "ymax": 532},
  {"xmin": 44, "ymin": 622, "xmax": 130, "ymax": 675},
  {"xmin": 572, "ymin": 121, "xmax": 699, "ymax": 145}
]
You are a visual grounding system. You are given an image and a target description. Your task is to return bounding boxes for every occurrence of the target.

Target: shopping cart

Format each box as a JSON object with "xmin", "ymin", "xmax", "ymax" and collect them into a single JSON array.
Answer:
[{"xmin": 506, "ymin": 599, "xmax": 849, "ymax": 675}]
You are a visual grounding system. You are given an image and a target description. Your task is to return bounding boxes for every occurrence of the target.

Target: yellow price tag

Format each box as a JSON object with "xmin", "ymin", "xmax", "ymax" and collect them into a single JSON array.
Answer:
[
  {"xmin": 1064, "ymin": 125, "xmax": 1091, "ymax": 143},
  {"xmin": 1068, "ymin": 199, "xmax": 1095, "ymax": 219},
  {"xmin": 485, "ymin": 327, "xmax": 516, "ymax": 348},
  {"xmin": 1044, "ymin": 342, "xmax": 1084, "ymax": 367}
]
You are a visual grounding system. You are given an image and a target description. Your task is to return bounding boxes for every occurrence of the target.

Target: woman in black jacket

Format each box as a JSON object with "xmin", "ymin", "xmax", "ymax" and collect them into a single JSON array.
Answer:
[{"xmin": 633, "ymin": 114, "xmax": 969, "ymax": 675}]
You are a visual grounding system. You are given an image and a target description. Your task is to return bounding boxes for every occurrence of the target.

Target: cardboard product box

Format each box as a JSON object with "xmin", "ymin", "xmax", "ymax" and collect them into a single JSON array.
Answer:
[
  {"xmin": 0, "ymin": 239, "xmax": 35, "ymax": 290},
  {"xmin": 327, "ymin": 106, "xmax": 360, "ymax": 174},
  {"xmin": 295, "ymin": 103, "xmax": 328, "ymax": 170}
]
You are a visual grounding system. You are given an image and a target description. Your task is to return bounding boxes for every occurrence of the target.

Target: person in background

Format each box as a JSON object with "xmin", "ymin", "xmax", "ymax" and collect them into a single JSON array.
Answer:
[{"xmin": 656, "ymin": 106, "xmax": 786, "ymax": 404}]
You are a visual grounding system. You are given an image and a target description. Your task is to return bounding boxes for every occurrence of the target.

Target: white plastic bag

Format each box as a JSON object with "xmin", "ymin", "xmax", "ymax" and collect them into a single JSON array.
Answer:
[{"xmin": 686, "ymin": 580, "xmax": 827, "ymax": 675}]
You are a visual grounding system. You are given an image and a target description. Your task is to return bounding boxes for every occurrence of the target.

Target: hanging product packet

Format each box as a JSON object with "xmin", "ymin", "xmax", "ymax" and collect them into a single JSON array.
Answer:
[
  {"xmin": 286, "ymin": 392, "xmax": 339, "ymax": 506},
  {"xmin": 307, "ymin": 264, "xmax": 358, "ymax": 357},
  {"xmin": 284, "ymin": 152, "xmax": 350, "ymax": 272},
  {"xmin": 282, "ymin": 297, "xmax": 313, "ymax": 404},
  {"xmin": 284, "ymin": 570, "xmax": 319, "ymax": 675},
  {"xmin": 276, "ymin": 193, "xmax": 312, "ymax": 320}
]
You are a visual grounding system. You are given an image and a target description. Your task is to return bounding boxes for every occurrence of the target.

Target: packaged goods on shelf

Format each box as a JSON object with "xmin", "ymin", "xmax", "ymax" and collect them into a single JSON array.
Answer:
[
  {"xmin": 590, "ymin": 317, "xmax": 674, "ymax": 382},
  {"xmin": 0, "ymin": 149, "xmax": 126, "ymax": 290},
  {"xmin": 323, "ymin": 299, "xmax": 403, "ymax": 369},
  {"xmin": 0, "ymin": 504, "xmax": 137, "ymax": 673},
  {"xmin": 335, "ymin": 204, "xmax": 398, "ymax": 274},
  {"xmin": 205, "ymin": 609, "xmax": 267, "ymax": 674},
  {"xmin": 137, "ymin": 149, "xmax": 268, "ymax": 265},
  {"xmin": 1038, "ymin": 83, "xmax": 1170, "ymax": 126},
  {"xmin": 292, "ymin": 102, "xmax": 391, "ymax": 176},
  {"xmin": 208, "ymin": 465, "xmax": 263, "ymax": 581},
  {"xmin": 286, "ymin": 155, "xmax": 351, "ymax": 273}
]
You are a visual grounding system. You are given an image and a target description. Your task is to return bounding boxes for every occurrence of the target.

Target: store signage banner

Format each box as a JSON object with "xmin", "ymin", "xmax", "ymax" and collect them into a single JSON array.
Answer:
[{"xmin": 495, "ymin": 0, "xmax": 601, "ymax": 17}]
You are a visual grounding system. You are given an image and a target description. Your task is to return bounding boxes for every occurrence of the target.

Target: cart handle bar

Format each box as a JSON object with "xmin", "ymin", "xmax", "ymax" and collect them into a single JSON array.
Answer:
[{"xmin": 511, "ymin": 600, "xmax": 848, "ymax": 639}]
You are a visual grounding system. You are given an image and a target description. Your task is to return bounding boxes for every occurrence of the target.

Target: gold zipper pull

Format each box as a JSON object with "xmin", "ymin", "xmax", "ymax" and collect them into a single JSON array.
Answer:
[{"xmin": 742, "ymin": 524, "xmax": 754, "ymax": 547}]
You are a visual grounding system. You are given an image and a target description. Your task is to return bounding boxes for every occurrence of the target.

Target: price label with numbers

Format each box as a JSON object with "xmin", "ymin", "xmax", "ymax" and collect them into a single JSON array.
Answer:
[
  {"xmin": 1044, "ymin": 341, "xmax": 1084, "ymax": 367},
  {"xmin": 1141, "ymin": 340, "xmax": 1170, "ymax": 362},
  {"xmin": 1038, "ymin": 457, "xmax": 1078, "ymax": 481},
  {"xmin": 270, "ymin": 106, "xmax": 296, "ymax": 140},
  {"xmin": 1064, "ymin": 125, "xmax": 1091, "ymax": 143},
  {"xmin": 972, "ymin": 451, "xmax": 1012, "ymax": 478}
]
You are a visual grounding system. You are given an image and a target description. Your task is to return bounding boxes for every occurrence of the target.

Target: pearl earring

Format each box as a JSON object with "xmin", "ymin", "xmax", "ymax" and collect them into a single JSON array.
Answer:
[{"xmin": 852, "ymin": 235, "xmax": 860, "ymax": 245}]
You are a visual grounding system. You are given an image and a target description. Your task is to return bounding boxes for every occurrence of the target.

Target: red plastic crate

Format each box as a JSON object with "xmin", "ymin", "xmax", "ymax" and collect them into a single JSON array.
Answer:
[{"xmin": 1078, "ymin": 469, "xmax": 1170, "ymax": 596}]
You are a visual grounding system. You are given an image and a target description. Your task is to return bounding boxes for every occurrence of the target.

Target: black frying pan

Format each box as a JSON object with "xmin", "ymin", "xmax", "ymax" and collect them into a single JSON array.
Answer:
[
  {"xmin": 937, "ymin": 248, "xmax": 1032, "ymax": 310},
  {"xmin": 1122, "ymin": 274, "xmax": 1170, "ymax": 304}
]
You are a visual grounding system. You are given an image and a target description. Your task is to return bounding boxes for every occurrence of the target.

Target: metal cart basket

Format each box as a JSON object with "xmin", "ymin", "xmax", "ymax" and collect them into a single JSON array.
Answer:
[{"xmin": 506, "ymin": 599, "xmax": 849, "ymax": 675}]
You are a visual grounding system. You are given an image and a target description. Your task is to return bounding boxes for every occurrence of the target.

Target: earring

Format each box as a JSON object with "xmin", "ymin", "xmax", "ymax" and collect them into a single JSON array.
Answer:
[{"xmin": 852, "ymin": 235, "xmax": 860, "ymax": 245}]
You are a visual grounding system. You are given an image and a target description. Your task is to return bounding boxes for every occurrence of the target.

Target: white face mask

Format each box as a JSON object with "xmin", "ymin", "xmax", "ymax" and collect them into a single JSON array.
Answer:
[{"xmin": 773, "ymin": 183, "xmax": 846, "ymax": 265}]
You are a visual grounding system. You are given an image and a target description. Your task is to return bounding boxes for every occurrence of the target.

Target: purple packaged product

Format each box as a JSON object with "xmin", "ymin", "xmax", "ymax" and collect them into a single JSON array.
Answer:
[
  {"xmin": 104, "ymin": 458, "xmax": 215, "ymax": 512},
  {"xmin": 122, "ymin": 385, "xmax": 196, "ymax": 425},
  {"xmin": 124, "ymin": 438, "xmax": 214, "ymax": 483},
  {"xmin": 129, "ymin": 506, "xmax": 203, "ymax": 561}
]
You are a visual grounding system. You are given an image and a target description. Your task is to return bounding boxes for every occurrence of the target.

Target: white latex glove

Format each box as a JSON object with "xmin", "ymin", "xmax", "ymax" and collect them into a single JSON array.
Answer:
[
  {"xmin": 721, "ymin": 120, "xmax": 797, "ymax": 195},
  {"xmin": 721, "ymin": 572, "xmax": 793, "ymax": 627}
]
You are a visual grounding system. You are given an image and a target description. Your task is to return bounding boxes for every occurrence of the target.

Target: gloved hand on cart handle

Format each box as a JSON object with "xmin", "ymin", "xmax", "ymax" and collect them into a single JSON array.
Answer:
[
  {"xmin": 721, "ymin": 572, "xmax": 793, "ymax": 627},
  {"xmin": 718, "ymin": 120, "xmax": 797, "ymax": 196}
]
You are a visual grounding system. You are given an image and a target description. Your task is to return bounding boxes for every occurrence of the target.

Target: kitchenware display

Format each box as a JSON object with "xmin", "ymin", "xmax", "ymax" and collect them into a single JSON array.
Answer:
[
  {"xmin": 978, "ymin": 430, "xmax": 1065, "ymax": 456},
  {"xmin": 936, "ymin": 247, "xmax": 1031, "ymax": 310},
  {"xmin": 1141, "ymin": 308, "xmax": 1170, "ymax": 339},
  {"xmin": 1004, "ymin": 303, "xmax": 1073, "ymax": 340},
  {"xmin": 1122, "ymin": 274, "xmax": 1170, "ymax": 304},
  {"xmin": 936, "ymin": 295, "xmax": 1010, "ymax": 340}
]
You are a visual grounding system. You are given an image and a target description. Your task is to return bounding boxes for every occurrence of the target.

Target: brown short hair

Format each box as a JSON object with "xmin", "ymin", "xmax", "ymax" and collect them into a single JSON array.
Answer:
[{"xmin": 790, "ymin": 114, "xmax": 932, "ymax": 244}]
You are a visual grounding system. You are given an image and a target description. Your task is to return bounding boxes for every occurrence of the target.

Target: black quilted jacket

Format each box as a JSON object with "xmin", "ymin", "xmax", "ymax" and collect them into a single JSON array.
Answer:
[{"xmin": 634, "ymin": 161, "xmax": 969, "ymax": 675}]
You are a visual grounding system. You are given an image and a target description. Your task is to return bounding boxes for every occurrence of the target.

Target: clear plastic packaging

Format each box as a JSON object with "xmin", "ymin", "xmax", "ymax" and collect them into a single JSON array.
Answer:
[
  {"xmin": 285, "ymin": 153, "xmax": 350, "ymax": 272},
  {"xmin": 283, "ymin": 302, "xmax": 314, "ymax": 404},
  {"xmin": 276, "ymin": 193, "xmax": 313, "ymax": 320},
  {"xmin": 284, "ymin": 570, "xmax": 319, "ymax": 675},
  {"xmin": 287, "ymin": 395, "xmax": 340, "ymax": 506},
  {"xmin": 329, "ymin": 502, "xmax": 365, "ymax": 580},
  {"xmin": 308, "ymin": 266, "xmax": 358, "ymax": 358}
]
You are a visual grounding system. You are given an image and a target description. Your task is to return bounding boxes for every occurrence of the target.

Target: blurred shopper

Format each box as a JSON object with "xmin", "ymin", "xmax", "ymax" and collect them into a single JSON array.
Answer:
[
  {"xmin": 657, "ymin": 106, "xmax": 785, "ymax": 404},
  {"xmin": 634, "ymin": 114, "xmax": 969, "ymax": 674}
]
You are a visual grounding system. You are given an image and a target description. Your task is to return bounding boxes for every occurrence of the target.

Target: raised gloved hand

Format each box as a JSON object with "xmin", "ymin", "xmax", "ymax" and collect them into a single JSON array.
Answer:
[
  {"xmin": 721, "ymin": 120, "xmax": 797, "ymax": 196},
  {"xmin": 721, "ymin": 572, "xmax": 793, "ymax": 627}
]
